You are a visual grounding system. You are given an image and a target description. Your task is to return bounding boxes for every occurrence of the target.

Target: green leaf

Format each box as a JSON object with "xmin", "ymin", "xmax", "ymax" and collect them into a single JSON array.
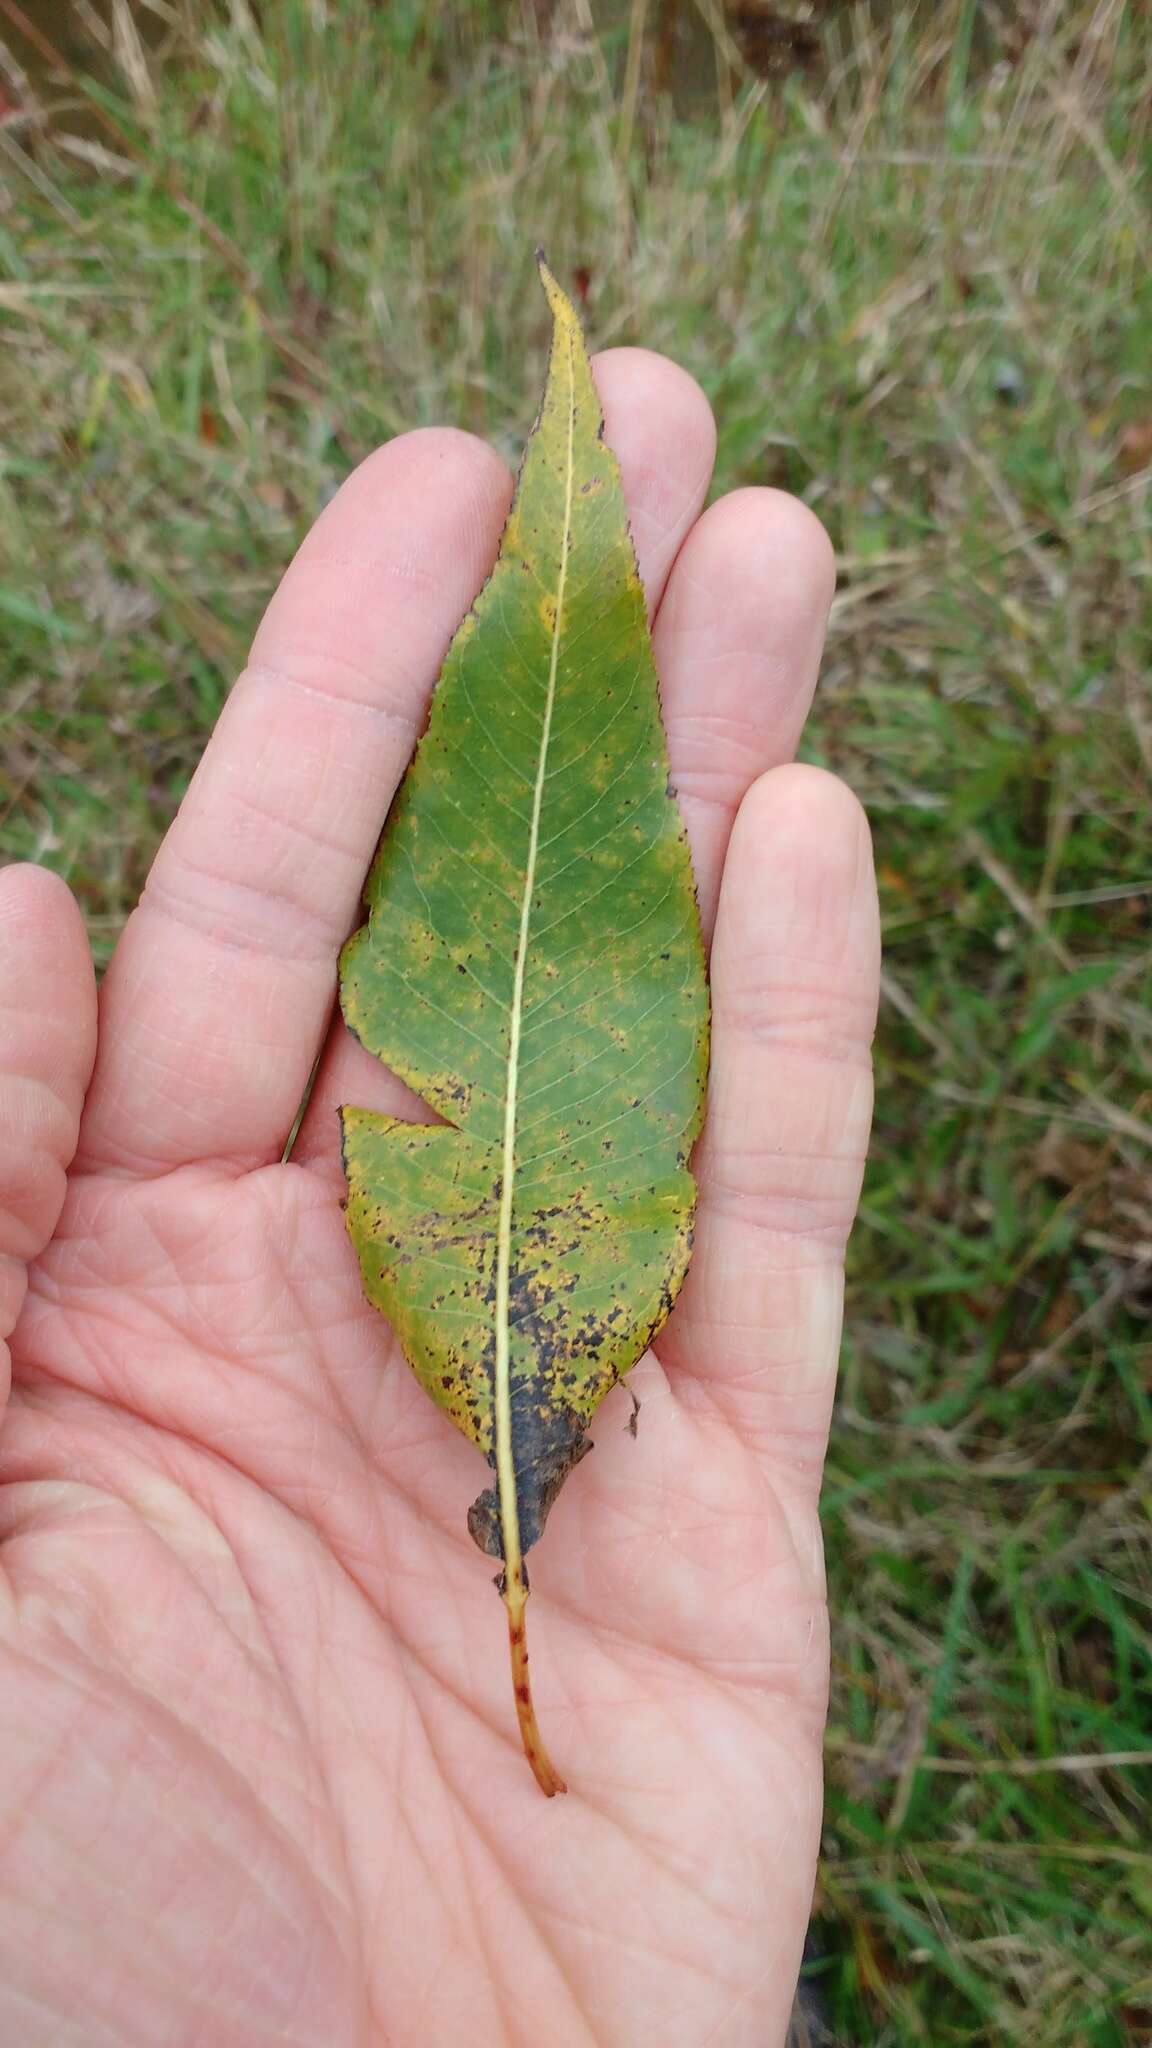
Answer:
[{"xmin": 338, "ymin": 256, "xmax": 709, "ymax": 1793}]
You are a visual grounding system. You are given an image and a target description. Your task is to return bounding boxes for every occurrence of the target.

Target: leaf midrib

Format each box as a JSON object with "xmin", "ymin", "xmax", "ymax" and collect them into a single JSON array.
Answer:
[{"xmin": 491, "ymin": 321, "xmax": 577, "ymax": 1559}]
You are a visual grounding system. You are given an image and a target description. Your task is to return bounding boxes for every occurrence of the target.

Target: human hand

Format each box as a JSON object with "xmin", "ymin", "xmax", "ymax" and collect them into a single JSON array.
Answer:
[{"xmin": 0, "ymin": 347, "xmax": 878, "ymax": 2047}]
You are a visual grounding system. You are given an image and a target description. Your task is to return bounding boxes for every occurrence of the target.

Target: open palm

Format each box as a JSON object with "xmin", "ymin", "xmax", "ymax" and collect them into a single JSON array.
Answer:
[{"xmin": 1, "ymin": 348, "xmax": 878, "ymax": 2047}]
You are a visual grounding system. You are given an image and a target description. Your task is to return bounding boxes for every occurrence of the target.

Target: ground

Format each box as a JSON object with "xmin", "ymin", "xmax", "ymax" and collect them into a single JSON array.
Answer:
[{"xmin": 1, "ymin": 2, "xmax": 1150, "ymax": 2041}]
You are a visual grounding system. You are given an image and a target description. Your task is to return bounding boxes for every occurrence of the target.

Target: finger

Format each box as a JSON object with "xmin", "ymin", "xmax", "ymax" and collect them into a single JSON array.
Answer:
[
  {"xmin": 658, "ymin": 765, "xmax": 880, "ymax": 1483},
  {"xmin": 78, "ymin": 429, "xmax": 514, "ymax": 1173},
  {"xmin": 654, "ymin": 488, "xmax": 836, "ymax": 941},
  {"xmin": 0, "ymin": 865, "xmax": 97, "ymax": 1407},
  {"xmin": 293, "ymin": 348, "xmax": 717, "ymax": 1175},
  {"xmin": 591, "ymin": 346, "xmax": 716, "ymax": 612}
]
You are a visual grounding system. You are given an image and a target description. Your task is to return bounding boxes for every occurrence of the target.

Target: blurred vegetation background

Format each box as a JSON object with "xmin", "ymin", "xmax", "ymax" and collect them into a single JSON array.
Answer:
[{"xmin": 1, "ymin": 1, "xmax": 1150, "ymax": 2041}]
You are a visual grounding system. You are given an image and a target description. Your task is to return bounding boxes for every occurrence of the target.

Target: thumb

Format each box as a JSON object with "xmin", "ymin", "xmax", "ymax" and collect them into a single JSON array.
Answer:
[{"xmin": 0, "ymin": 865, "xmax": 97, "ymax": 1415}]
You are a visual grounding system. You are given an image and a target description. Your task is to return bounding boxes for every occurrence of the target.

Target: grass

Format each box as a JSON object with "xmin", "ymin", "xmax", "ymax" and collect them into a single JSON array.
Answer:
[{"xmin": 2, "ymin": 0, "xmax": 1151, "ymax": 2040}]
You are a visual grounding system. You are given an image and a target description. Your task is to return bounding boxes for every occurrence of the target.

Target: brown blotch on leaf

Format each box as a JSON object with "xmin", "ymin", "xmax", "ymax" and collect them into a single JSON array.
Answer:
[{"xmin": 468, "ymin": 1390, "xmax": 593, "ymax": 1558}]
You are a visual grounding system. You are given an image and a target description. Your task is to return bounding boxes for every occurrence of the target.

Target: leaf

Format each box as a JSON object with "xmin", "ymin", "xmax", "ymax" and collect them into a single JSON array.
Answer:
[{"xmin": 338, "ymin": 255, "xmax": 709, "ymax": 1794}]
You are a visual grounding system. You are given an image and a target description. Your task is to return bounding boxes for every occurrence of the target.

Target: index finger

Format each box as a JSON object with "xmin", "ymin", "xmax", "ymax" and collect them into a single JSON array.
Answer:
[{"xmin": 76, "ymin": 428, "xmax": 514, "ymax": 1174}]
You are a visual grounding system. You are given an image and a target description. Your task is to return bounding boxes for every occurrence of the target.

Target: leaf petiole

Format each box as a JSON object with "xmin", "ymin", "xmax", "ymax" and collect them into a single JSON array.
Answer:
[{"xmin": 503, "ymin": 1563, "xmax": 566, "ymax": 1798}]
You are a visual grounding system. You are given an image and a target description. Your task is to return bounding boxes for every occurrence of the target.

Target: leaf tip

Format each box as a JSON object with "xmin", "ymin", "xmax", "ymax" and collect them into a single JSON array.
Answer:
[{"xmin": 535, "ymin": 250, "xmax": 580, "ymax": 337}]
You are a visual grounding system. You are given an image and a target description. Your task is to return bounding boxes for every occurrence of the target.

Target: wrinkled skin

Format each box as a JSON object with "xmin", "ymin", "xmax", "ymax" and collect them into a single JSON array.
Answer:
[{"xmin": 0, "ymin": 349, "xmax": 878, "ymax": 2048}]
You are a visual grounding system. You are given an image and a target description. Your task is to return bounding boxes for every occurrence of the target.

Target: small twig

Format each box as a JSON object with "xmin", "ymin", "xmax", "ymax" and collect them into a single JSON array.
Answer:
[
  {"xmin": 1009, "ymin": 1262, "xmax": 1150, "ymax": 1386},
  {"xmin": 932, "ymin": 1082, "xmax": 1152, "ymax": 1148},
  {"xmin": 879, "ymin": 969, "xmax": 957, "ymax": 1062},
  {"xmin": 965, "ymin": 829, "xmax": 1152, "ymax": 1053},
  {"xmin": 833, "ymin": 1736, "xmax": 1152, "ymax": 1777}
]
